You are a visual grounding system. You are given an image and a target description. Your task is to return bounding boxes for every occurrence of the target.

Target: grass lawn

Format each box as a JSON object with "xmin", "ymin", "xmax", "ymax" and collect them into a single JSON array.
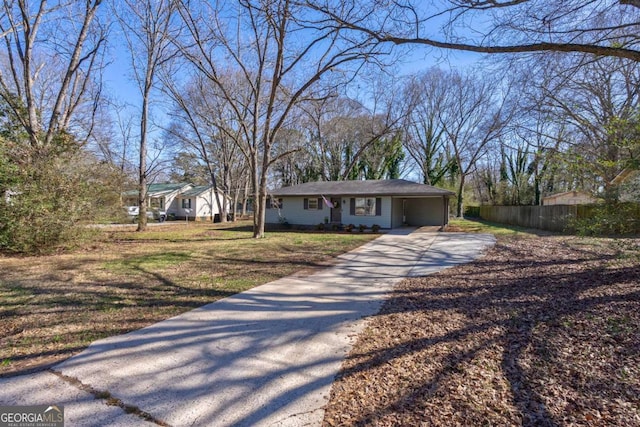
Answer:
[
  {"xmin": 0, "ymin": 221, "xmax": 378, "ymax": 377},
  {"xmin": 323, "ymin": 219, "xmax": 640, "ymax": 426}
]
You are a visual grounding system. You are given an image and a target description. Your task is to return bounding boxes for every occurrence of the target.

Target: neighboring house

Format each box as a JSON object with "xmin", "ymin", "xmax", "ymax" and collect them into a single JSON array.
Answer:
[
  {"xmin": 266, "ymin": 179, "xmax": 455, "ymax": 229},
  {"xmin": 123, "ymin": 183, "xmax": 229, "ymax": 221},
  {"xmin": 542, "ymin": 190, "xmax": 598, "ymax": 206},
  {"xmin": 176, "ymin": 185, "xmax": 230, "ymax": 221},
  {"xmin": 611, "ymin": 168, "xmax": 640, "ymax": 202},
  {"xmin": 123, "ymin": 183, "xmax": 192, "ymax": 214}
]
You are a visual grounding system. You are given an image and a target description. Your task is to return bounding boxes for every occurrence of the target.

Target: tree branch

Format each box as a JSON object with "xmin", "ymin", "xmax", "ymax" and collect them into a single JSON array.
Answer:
[{"xmin": 309, "ymin": 1, "xmax": 640, "ymax": 62}]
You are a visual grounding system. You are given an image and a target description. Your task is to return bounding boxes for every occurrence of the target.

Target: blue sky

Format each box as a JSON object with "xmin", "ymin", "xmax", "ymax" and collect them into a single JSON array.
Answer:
[{"xmin": 102, "ymin": 43, "xmax": 483, "ymax": 114}]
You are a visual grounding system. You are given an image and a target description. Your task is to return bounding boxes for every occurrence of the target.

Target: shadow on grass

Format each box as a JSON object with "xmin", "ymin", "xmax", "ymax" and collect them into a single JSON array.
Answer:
[{"xmin": 0, "ymin": 264, "xmax": 239, "ymax": 378}]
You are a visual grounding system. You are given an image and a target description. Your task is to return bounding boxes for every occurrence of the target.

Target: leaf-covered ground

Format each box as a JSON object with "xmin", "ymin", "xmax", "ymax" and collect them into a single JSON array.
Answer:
[{"xmin": 323, "ymin": 235, "xmax": 640, "ymax": 426}]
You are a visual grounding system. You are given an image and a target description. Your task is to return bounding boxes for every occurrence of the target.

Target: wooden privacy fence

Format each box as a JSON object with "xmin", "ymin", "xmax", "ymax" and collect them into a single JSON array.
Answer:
[
  {"xmin": 478, "ymin": 204, "xmax": 640, "ymax": 233},
  {"xmin": 479, "ymin": 205, "xmax": 578, "ymax": 232}
]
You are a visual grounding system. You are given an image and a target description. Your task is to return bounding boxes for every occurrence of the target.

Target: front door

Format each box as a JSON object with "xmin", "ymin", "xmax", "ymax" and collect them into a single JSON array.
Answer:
[{"xmin": 330, "ymin": 197, "xmax": 341, "ymax": 223}]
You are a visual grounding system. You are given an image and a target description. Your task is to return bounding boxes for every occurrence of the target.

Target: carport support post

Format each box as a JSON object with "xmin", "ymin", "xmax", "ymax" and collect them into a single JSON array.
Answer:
[
  {"xmin": 441, "ymin": 196, "xmax": 448, "ymax": 230},
  {"xmin": 402, "ymin": 199, "xmax": 406, "ymax": 225}
]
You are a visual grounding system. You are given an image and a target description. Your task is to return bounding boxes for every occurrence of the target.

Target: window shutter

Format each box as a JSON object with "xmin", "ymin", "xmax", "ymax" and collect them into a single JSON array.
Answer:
[
  {"xmin": 303, "ymin": 198, "xmax": 308, "ymax": 210},
  {"xmin": 350, "ymin": 198, "xmax": 355, "ymax": 215},
  {"xmin": 376, "ymin": 198, "xmax": 382, "ymax": 216},
  {"xmin": 317, "ymin": 197, "xmax": 323, "ymax": 210},
  {"xmin": 266, "ymin": 198, "xmax": 272, "ymax": 209}
]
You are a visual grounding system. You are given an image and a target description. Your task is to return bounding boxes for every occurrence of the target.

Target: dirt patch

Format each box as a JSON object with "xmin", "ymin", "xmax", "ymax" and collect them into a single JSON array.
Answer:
[
  {"xmin": 323, "ymin": 235, "xmax": 640, "ymax": 426},
  {"xmin": 442, "ymin": 224, "xmax": 466, "ymax": 232}
]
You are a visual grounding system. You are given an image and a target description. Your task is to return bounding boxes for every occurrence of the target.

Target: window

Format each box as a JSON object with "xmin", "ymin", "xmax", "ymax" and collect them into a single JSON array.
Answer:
[
  {"xmin": 182, "ymin": 198, "xmax": 192, "ymax": 209},
  {"xmin": 304, "ymin": 197, "xmax": 323, "ymax": 210},
  {"xmin": 355, "ymin": 198, "xmax": 375, "ymax": 216},
  {"xmin": 351, "ymin": 197, "xmax": 381, "ymax": 216}
]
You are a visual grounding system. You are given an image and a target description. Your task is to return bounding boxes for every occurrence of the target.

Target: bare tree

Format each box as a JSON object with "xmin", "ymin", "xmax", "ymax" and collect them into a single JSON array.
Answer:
[
  {"xmin": 506, "ymin": 117, "xmax": 569, "ymax": 206},
  {"xmin": 162, "ymin": 73, "xmax": 251, "ymax": 222},
  {"xmin": 310, "ymin": 1, "xmax": 640, "ymax": 62},
  {"xmin": 0, "ymin": 0, "xmax": 107, "ymax": 152},
  {"xmin": 492, "ymin": 49, "xmax": 640, "ymax": 202},
  {"xmin": 297, "ymin": 95, "xmax": 364, "ymax": 181},
  {"xmin": 86, "ymin": 98, "xmax": 138, "ymax": 183},
  {"xmin": 294, "ymin": 71, "xmax": 410, "ymax": 183},
  {"xmin": 437, "ymin": 69, "xmax": 514, "ymax": 216},
  {"xmin": 175, "ymin": 0, "xmax": 384, "ymax": 238},
  {"xmin": 338, "ymin": 73, "xmax": 410, "ymax": 180},
  {"xmin": 114, "ymin": 0, "xmax": 181, "ymax": 231},
  {"xmin": 402, "ymin": 68, "xmax": 454, "ymax": 186},
  {"xmin": 271, "ymin": 124, "xmax": 311, "ymax": 186},
  {"xmin": 110, "ymin": 101, "xmax": 137, "ymax": 176},
  {"xmin": 534, "ymin": 55, "xmax": 640, "ymax": 196}
]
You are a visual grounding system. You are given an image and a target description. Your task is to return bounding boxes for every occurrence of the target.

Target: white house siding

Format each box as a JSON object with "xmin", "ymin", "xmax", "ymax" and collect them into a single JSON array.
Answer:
[
  {"xmin": 404, "ymin": 197, "xmax": 446, "ymax": 226},
  {"xmin": 173, "ymin": 197, "xmax": 193, "ymax": 219},
  {"xmin": 165, "ymin": 194, "xmax": 182, "ymax": 216},
  {"xmin": 266, "ymin": 195, "xmax": 392, "ymax": 227},
  {"xmin": 175, "ymin": 192, "xmax": 228, "ymax": 221},
  {"xmin": 127, "ymin": 190, "xmax": 183, "ymax": 214},
  {"xmin": 192, "ymin": 192, "xmax": 214, "ymax": 220},
  {"xmin": 341, "ymin": 196, "xmax": 392, "ymax": 228},
  {"xmin": 391, "ymin": 198, "xmax": 404, "ymax": 228},
  {"xmin": 196, "ymin": 195, "xmax": 212, "ymax": 219},
  {"xmin": 198, "ymin": 192, "xmax": 228, "ymax": 220},
  {"xmin": 266, "ymin": 196, "xmax": 330, "ymax": 225},
  {"xmin": 265, "ymin": 204, "xmax": 284, "ymax": 223}
]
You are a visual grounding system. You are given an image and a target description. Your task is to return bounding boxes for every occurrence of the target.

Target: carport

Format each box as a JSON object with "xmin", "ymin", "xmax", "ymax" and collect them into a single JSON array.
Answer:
[{"xmin": 391, "ymin": 195, "xmax": 451, "ymax": 229}]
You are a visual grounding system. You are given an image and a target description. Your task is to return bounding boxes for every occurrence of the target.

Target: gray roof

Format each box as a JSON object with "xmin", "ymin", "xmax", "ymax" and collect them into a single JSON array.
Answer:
[{"xmin": 270, "ymin": 179, "xmax": 455, "ymax": 197}]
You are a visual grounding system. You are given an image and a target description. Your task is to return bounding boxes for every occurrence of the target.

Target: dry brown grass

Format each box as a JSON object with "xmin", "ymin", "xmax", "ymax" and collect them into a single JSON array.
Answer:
[
  {"xmin": 0, "ymin": 221, "xmax": 377, "ymax": 377},
  {"xmin": 323, "ymin": 232, "xmax": 640, "ymax": 426}
]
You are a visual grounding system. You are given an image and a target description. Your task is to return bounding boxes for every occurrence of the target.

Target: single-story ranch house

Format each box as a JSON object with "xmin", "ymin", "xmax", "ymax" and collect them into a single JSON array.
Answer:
[
  {"xmin": 266, "ymin": 179, "xmax": 455, "ymax": 229},
  {"xmin": 123, "ymin": 183, "xmax": 229, "ymax": 221}
]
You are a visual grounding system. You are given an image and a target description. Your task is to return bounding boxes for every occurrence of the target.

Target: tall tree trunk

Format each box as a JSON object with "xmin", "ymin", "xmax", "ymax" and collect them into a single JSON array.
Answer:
[
  {"xmin": 232, "ymin": 188, "xmax": 239, "ymax": 222},
  {"xmin": 137, "ymin": 94, "xmax": 148, "ymax": 232},
  {"xmin": 254, "ymin": 161, "xmax": 269, "ymax": 238},
  {"xmin": 456, "ymin": 174, "xmax": 465, "ymax": 218},
  {"xmin": 251, "ymin": 153, "xmax": 260, "ymax": 235},
  {"xmin": 137, "ymin": 63, "xmax": 154, "ymax": 232},
  {"xmin": 208, "ymin": 167, "xmax": 225, "ymax": 223},
  {"xmin": 242, "ymin": 178, "xmax": 249, "ymax": 217}
]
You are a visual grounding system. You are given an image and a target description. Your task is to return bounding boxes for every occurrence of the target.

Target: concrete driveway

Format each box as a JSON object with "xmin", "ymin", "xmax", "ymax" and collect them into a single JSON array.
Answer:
[{"xmin": 0, "ymin": 229, "xmax": 495, "ymax": 427}]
